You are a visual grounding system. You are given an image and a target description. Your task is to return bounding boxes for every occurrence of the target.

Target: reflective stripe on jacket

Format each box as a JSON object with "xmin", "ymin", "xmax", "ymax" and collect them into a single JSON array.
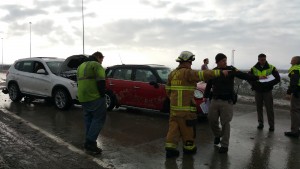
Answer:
[{"xmin": 165, "ymin": 66, "xmax": 221, "ymax": 116}]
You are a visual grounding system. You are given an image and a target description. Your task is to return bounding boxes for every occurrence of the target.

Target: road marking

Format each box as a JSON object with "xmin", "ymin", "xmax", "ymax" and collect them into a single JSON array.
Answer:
[{"xmin": 0, "ymin": 108, "xmax": 115, "ymax": 169}]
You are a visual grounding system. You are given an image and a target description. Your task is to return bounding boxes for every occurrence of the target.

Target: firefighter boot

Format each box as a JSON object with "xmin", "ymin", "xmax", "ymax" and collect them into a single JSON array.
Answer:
[
  {"xmin": 183, "ymin": 141, "xmax": 197, "ymax": 155},
  {"xmin": 166, "ymin": 149, "xmax": 180, "ymax": 158}
]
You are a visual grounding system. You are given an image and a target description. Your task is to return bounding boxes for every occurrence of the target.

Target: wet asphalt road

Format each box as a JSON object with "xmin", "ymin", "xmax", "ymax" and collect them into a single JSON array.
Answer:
[{"xmin": 0, "ymin": 81, "xmax": 300, "ymax": 168}]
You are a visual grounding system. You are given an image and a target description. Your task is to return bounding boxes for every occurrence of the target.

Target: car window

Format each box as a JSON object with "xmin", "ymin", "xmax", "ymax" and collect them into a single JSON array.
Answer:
[
  {"xmin": 106, "ymin": 69, "xmax": 113, "ymax": 77},
  {"xmin": 33, "ymin": 61, "xmax": 46, "ymax": 73},
  {"xmin": 16, "ymin": 61, "xmax": 34, "ymax": 73},
  {"xmin": 135, "ymin": 69, "xmax": 155, "ymax": 82},
  {"xmin": 156, "ymin": 68, "xmax": 171, "ymax": 83},
  {"xmin": 46, "ymin": 61, "xmax": 64, "ymax": 75},
  {"xmin": 112, "ymin": 68, "xmax": 132, "ymax": 80}
]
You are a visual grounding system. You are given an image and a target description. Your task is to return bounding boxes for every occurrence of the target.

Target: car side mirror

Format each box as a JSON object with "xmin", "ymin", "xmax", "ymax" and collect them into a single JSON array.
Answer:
[
  {"xmin": 149, "ymin": 81, "xmax": 159, "ymax": 88},
  {"xmin": 37, "ymin": 69, "xmax": 47, "ymax": 75}
]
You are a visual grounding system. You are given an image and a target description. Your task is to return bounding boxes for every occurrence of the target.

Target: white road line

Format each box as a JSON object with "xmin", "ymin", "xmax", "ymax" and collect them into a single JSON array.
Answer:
[{"xmin": 0, "ymin": 108, "xmax": 115, "ymax": 169}]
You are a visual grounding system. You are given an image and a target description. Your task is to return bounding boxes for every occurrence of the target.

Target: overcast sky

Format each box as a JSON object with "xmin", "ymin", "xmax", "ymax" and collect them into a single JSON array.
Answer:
[{"xmin": 0, "ymin": 0, "xmax": 299, "ymax": 69}]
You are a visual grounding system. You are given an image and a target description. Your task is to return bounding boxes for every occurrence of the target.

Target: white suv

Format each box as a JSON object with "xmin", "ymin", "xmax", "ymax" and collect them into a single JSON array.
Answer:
[{"xmin": 2, "ymin": 55, "xmax": 87, "ymax": 110}]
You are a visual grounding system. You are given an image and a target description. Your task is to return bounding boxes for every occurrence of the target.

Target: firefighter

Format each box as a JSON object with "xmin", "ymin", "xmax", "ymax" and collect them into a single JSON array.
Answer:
[{"xmin": 164, "ymin": 51, "xmax": 228, "ymax": 158}]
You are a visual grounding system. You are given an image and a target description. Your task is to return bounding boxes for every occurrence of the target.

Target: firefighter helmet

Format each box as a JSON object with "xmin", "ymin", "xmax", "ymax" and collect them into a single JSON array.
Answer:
[{"xmin": 176, "ymin": 51, "xmax": 195, "ymax": 62}]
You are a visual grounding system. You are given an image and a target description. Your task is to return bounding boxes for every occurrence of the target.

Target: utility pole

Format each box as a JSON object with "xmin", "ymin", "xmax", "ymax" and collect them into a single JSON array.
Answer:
[
  {"xmin": 29, "ymin": 22, "xmax": 32, "ymax": 58},
  {"xmin": 231, "ymin": 49, "xmax": 235, "ymax": 66},
  {"xmin": 1, "ymin": 38, "xmax": 3, "ymax": 71},
  {"xmin": 82, "ymin": 0, "xmax": 85, "ymax": 54}
]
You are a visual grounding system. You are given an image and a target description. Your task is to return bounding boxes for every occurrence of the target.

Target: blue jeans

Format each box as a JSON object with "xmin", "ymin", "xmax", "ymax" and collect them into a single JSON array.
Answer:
[{"xmin": 81, "ymin": 97, "xmax": 107, "ymax": 144}]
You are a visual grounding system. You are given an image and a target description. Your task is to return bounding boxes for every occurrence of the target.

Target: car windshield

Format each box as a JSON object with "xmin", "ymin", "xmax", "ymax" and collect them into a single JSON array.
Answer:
[
  {"xmin": 155, "ymin": 68, "xmax": 171, "ymax": 83},
  {"xmin": 46, "ymin": 61, "xmax": 64, "ymax": 75}
]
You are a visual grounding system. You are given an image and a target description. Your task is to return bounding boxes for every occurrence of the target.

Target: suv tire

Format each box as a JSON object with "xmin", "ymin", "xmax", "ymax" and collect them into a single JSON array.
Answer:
[
  {"xmin": 105, "ymin": 92, "xmax": 116, "ymax": 111},
  {"xmin": 53, "ymin": 88, "xmax": 72, "ymax": 110},
  {"xmin": 8, "ymin": 83, "xmax": 23, "ymax": 102}
]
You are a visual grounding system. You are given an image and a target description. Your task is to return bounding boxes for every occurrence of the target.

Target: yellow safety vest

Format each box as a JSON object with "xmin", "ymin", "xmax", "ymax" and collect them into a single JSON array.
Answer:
[
  {"xmin": 252, "ymin": 64, "xmax": 274, "ymax": 77},
  {"xmin": 288, "ymin": 64, "xmax": 300, "ymax": 86}
]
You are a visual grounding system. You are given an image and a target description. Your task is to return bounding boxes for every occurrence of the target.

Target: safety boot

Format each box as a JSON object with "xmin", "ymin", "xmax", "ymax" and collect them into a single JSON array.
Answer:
[
  {"xmin": 183, "ymin": 141, "xmax": 197, "ymax": 155},
  {"xmin": 166, "ymin": 149, "xmax": 180, "ymax": 158}
]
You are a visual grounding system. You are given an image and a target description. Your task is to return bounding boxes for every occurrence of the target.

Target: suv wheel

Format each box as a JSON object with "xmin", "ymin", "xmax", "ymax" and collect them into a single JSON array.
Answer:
[
  {"xmin": 8, "ymin": 83, "xmax": 23, "ymax": 102},
  {"xmin": 53, "ymin": 88, "xmax": 72, "ymax": 110},
  {"xmin": 105, "ymin": 92, "xmax": 115, "ymax": 111}
]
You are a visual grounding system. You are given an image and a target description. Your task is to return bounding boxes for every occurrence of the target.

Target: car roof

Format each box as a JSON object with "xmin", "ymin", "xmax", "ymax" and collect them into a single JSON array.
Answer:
[
  {"xmin": 15, "ymin": 57, "xmax": 65, "ymax": 63},
  {"xmin": 107, "ymin": 64, "xmax": 170, "ymax": 69}
]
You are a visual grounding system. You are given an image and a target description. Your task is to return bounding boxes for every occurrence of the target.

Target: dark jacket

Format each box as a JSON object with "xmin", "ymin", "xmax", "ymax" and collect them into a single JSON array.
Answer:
[
  {"xmin": 287, "ymin": 69, "xmax": 300, "ymax": 97},
  {"xmin": 249, "ymin": 62, "xmax": 280, "ymax": 92},
  {"xmin": 204, "ymin": 66, "xmax": 258, "ymax": 101}
]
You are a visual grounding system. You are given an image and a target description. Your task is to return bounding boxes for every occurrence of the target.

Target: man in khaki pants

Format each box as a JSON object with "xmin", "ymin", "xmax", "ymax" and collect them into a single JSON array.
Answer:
[
  {"xmin": 285, "ymin": 56, "xmax": 300, "ymax": 138},
  {"xmin": 249, "ymin": 53, "xmax": 280, "ymax": 131},
  {"xmin": 204, "ymin": 53, "xmax": 261, "ymax": 153}
]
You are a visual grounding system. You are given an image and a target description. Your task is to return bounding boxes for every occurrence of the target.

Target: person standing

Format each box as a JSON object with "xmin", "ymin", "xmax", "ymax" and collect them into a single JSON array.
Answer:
[
  {"xmin": 165, "ymin": 51, "xmax": 228, "ymax": 158},
  {"xmin": 77, "ymin": 51, "xmax": 107, "ymax": 155},
  {"xmin": 284, "ymin": 56, "xmax": 300, "ymax": 138},
  {"xmin": 249, "ymin": 53, "xmax": 280, "ymax": 131},
  {"xmin": 201, "ymin": 58, "xmax": 209, "ymax": 70},
  {"xmin": 204, "ymin": 53, "xmax": 262, "ymax": 153}
]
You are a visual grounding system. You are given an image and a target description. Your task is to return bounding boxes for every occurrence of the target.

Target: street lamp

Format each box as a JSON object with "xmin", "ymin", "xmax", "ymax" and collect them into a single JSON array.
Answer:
[
  {"xmin": 82, "ymin": 0, "xmax": 85, "ymax": 54},
  {"xmin": 231, "ymin": 49, "xmax": 235, "ymax": 66},
  {"xmin": 1, "ymin": 37, "xmax": 3, "ymax": 71},
  {"xmin": 29, "ymin": 22, "xmax": 32, "ymax": 58}
]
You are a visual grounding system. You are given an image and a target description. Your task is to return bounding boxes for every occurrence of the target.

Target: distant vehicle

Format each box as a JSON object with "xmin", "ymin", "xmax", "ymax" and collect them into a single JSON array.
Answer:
[
  {"xmin": 2, "ymin": 55, "xmax": 87, "ymax": 110},
  {"xmin": 105, "ymin": 64, "xmax": 208, "ymax": 117}
]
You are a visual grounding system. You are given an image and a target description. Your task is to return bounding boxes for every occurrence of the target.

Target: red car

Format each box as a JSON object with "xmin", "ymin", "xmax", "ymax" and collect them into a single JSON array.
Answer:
[{"xmin": 105, "ymin": 64, "xmax": 207, "ymax": 117}]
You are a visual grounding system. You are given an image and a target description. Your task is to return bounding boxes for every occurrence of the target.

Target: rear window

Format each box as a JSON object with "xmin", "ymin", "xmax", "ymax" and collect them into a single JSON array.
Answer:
[{"xmin": 14, "ymin": 61, "xmax": 34, "ymax": 73}]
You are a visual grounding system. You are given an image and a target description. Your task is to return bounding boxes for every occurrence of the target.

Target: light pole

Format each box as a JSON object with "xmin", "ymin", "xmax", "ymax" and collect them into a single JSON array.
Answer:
[
  {"xmin": 231, "ymin": 49, "xmax": 235, "ymax": 66},
  {"xmin": 1, "ymin": 37, "xmax": 3, "ymax": 71},
  {"xmin": 29, "ymin": 22, "xmax": 32, "ymax": 58},
  {"xmin": 82, "ymin": 0, "xmax": 85, "ymax": 54}
]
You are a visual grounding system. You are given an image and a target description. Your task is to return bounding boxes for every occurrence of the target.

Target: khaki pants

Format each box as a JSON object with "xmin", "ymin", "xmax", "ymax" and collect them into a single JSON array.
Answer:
[
  {"xmin": 165, "ymin": 112, "xmax": 197, "ymax": 149},
  {"xmin": 208, "ymin": 99, "xmax": 233, "ymax": 147},
  {"xmin": 290, "ymin": 95, "xmax": 300, "ymax": 133},
  {"xmin": 255, "ymin": 91, "xmax": 274, "ymax": 128}
]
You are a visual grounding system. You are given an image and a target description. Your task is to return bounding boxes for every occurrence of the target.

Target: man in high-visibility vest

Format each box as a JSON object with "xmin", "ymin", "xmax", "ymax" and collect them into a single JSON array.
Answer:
[
  {"xmin": 249, "ymin": 53, "xmax": 280, "ymax": 131},
  {"xmin": 285, "ymin": 56, "xmax": 300, "ymax": 138},
  {"xmin": 77, "ymin": 51, "xmax": 106, "ymax": 155},
  {"xmin": 164, "ymin": 51, "xmax": 228, "ymax": 158}
]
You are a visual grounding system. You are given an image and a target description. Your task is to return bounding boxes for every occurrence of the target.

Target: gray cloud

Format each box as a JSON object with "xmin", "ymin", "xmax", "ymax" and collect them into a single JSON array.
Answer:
[
  {"xmin": 33, "ymin": 0, "xmax": 64, "ymax": 8},
  {"xmin": 0, "ymin": 5, "xmax": 47, "ymax": 22},
  {"xmin": 139, "ymin": 0, "xmax": 171, "ymax": 8}
]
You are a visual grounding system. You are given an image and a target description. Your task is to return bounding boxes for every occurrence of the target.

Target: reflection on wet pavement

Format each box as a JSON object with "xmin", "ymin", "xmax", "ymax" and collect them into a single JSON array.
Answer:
[{"xmin": 0, "ymin": 76, "xmax": 300, "ymax": 169}]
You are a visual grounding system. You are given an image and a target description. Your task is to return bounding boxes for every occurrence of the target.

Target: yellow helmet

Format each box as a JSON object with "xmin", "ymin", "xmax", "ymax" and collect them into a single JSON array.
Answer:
[{"xmin": 176, "ymin": 51, "xmax": 195, "ymax": 62}]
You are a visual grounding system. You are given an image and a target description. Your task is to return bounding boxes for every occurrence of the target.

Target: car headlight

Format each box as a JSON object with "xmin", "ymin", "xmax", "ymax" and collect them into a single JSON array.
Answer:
[{"xmin": 194, "ymin": 90, "xmax": 203, "ymax": 99}]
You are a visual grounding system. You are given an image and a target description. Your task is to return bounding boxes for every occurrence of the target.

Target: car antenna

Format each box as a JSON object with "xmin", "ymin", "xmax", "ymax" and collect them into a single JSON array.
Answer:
[{"xmin": 119, "ymin": 53, "xmax": 124, "ymax": 65}]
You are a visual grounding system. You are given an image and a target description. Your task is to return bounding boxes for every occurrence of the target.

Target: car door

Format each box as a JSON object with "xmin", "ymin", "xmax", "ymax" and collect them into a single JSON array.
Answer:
[
  {"xmin": 30, "ymin": 61, "xmax": 52, "ymax": 96},
  {"xmin": 106, "ymin": 68, "xmax": 135, "ymax": 106},
  {"xmin": 133, "ymin": 68, "xmax": 166, "ymax": 110},
  {"xmin": 15, "ymin": 61, "xmax": 35, "ymax": 94}
]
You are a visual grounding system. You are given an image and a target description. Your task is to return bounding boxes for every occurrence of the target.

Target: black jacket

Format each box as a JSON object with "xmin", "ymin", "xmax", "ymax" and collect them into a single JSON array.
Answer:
[
  {"xmin": 287, "ymin": 69, "xmax": 300, "ymax": 96},
  {"xmin": 204, "ymin": 66, "xmax": 258, "ymax": 100},
  {"xmin": 248, "ymin": 62, "xmax": 280, "ymax": 92}
]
